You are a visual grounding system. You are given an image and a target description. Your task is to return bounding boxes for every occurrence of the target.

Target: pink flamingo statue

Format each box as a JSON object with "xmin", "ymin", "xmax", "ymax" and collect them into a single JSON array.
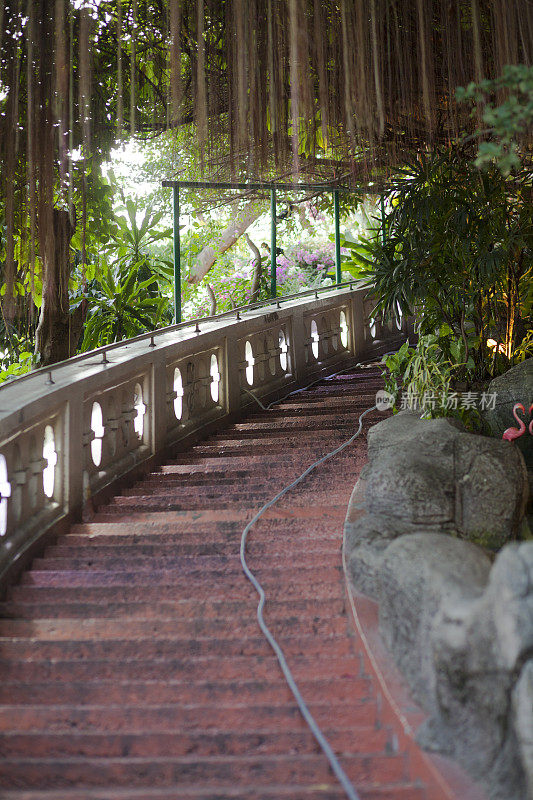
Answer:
[
  {"xmin": 530, "ymin": 403, "xmax": 533, "ymax": 436},
  {"xmin": 502, "ymin": 403, "xmax": 527, "ymax": 441}
]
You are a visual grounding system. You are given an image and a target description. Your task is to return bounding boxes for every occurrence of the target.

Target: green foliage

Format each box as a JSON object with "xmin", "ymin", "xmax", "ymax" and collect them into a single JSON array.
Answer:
[
  {"xmin": 105, "ymin": 198, "xmax": 173, "ymax": 291},
  {"xmin": 332, "ymin": 200, "xmax": 383, "ymax": 281},
  {"xmin": 0, "ymin": 318, "xmax": 37, "ymax": 384},
  {"xmin": 77, "ymin": 194, "xmax": 173, "ymax": 350},
  {"xmin": 513, "ymin": 329, "xmax": 533, "ymax": 362},
  {"xmin": 383, "ymin": 333, "xmax": 483, "ymax": 430},
  {"xmin": 456, "ymin": 65, "xmax": 533, "ymax": 174},
  {"xmin": 0, "ymin": 350, "xmax": 34, "ymax": 384},
  {"xmin": 337, "ymin": 233, "xmax": 374, "ymax": 281},
  {"xmin": 79, "ymin": 260, "xmax": 170, "ymax": 350},
  {"xmin": 361, "ymin": 147, "xmax": 533, "ymax": 384},
  {"xmin": 69, "ymin": 166, "xmax": 119, "ymax": 271}
]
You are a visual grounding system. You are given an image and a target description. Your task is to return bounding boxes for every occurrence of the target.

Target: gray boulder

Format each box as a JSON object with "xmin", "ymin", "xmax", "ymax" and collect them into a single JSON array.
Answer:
[
  {"xmin": 362, "ymin": 412, "xmax": 529, "ymax": 549},
  {"xmin": 344, "ymin": 409, "xmax": 533, "ymax": 799},
  {"xmin": 366, "ymin": 410, "xmax": 464, "ymax": 461},
  {"xmin": 426, "ymin": 542, "xmax": 533, "ymax": 798},
  {"xmin": 454, "ymin": 434, "xmax": 529, "ymax": 548},
  {"xmin": 345, "ymin": 477, "xmax": 415, "ymax": 597},
  {"xmin": 378, "ymin": 533, "xmax": 491, "ymax": 708},
  {"xmin": 365, "ymin": 443, "xmax": 455, "ymax": 528},
  {"xmin": 513, "ymin": 661, "xmax": 533, "ymax": 800},
  {"xmin": 482, "ymin": 543, "xmax": 533, "ymax": 672}
]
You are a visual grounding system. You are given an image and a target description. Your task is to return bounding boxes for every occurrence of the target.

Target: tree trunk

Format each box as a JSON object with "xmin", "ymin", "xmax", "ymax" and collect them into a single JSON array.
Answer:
[
  {"xmin": 187, "ymin": 201, "xmax": 263, "ymax": 284},
  {"xmin": 244, "ymin": 233, "xmax": 262, "ymax": 302},
  {"xmin": 206, "ymin": 283, "xmax": 217, "ymax": 315},
  {"xmin": 35, "ymin": 208, "xmax": 85, "ymax": 366}
]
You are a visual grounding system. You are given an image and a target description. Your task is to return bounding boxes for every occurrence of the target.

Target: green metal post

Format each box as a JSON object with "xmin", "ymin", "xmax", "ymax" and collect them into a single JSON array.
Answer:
[
  {"xmin": 334, "ymin": 190, "xmax": 341, "ymax": 284},
  {"xmin": 270, "ymin": 188, "xmax": 277, "ymax": 298},
  {"xmin": 380, "ymin": 193, "xmax": 387, "ymax": 247},
  {"xmin": 173, "ymin": 186, "xmax": 181, "ymax": 323}
]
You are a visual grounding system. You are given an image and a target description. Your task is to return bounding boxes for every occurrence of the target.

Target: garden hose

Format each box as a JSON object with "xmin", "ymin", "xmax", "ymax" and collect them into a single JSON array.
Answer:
[{"xmin": 240, "ymin": 362, "xmax": 382, "ymax": 800}]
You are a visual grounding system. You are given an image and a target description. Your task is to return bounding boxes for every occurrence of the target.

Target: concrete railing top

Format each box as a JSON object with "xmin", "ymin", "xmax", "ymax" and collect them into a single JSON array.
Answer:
[
  {"xmin": 0, "ymin": 285, "xmax": 410, "ymax": 590},
  {"xmin": 0, "ymin": 283, "xmax": 357, "ymax": 432},
  {"xmin": 1, "ymin": 282, "xmax": 359, "ymax": 389}
]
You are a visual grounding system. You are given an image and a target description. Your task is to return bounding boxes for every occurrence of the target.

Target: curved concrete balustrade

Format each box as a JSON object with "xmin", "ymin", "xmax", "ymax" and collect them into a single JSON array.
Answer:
[{"xmin": 0, "ymin": 286, "xmax": 410, "ymax": 589}]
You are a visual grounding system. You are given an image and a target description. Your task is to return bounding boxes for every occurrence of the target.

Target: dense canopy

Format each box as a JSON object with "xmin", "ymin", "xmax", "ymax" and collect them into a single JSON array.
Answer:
[{"xmin": 0, "ymin": 0, "xmax": 532, "ymax": 339}]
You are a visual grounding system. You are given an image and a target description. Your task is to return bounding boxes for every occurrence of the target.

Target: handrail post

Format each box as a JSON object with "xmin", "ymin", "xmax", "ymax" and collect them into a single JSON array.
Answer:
[
  {"xmin": 173, "ymin": 185, "xmax": 181, "ymax": 324},
  {"xmin": 66, "ymin": 390, "xmax": 84, "ymax": 513},
  {"xmin": 334, "ymin": 190, "xmax": 341, "ymax": 284},
  {"xmin": 270, "ymin": 188, "xmax": 276, "ymax": 299}
]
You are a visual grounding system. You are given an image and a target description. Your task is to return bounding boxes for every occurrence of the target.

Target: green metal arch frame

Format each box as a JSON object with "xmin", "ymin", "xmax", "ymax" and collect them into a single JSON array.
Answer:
[{"xmin": 162, "ymin": 180, "xmax": 359, "ymax": 324}]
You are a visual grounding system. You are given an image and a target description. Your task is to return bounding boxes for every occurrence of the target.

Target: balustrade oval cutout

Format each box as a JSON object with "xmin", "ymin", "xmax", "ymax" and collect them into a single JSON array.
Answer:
[
  {"xmin": 369, "ymin": 317, "xmax": 377, "ymax": 338},
  {"xmin": 340, "ymin": 311, "xmax": 349, "ymax": 348},
  {"xmin": 134, "ymin": 384, "xmax": 146, "ymax": 438},
  {"xmin": 245, "ymin": 341, "xmax": 254, "ymax": 386},
  {"xmin": 42, "ymin": 425, "xmax": 57, "ymax": 499},
  {"xmin": 210, "ymin": 354, "xmax": 220, "ymax": 403},
  {"xmin": 0, "ymin": 454, "xmax": 11, "ymax": 536},
  {"xmin": 174, "ymin": 368, "xmax": 184, "ymax": 420},
  {"xmin": 279, "ymin": 330, "xmax": 288, "ymax": 371},
  {"xmin": 90, "ymin": 402, "xmax": 105, "ymax": 467},
  {"xmin": 310, "ymin": 320, "xmax": 319, "ymax": 359}
]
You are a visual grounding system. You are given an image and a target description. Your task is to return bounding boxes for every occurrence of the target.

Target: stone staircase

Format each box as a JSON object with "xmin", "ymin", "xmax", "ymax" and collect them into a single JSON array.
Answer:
[{"xmin": 0, "ymin": 368, "xmax": 455, "ymax": 799}]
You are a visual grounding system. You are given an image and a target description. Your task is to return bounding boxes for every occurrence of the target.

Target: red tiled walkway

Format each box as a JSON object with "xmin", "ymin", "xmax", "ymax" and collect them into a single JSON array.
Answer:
[{"xmin": 0, "ymin": 367, "xmax": 472, "ymax": 799}]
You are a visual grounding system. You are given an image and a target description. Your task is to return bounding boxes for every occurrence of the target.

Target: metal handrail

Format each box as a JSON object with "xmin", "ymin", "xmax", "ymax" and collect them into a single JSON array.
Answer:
[{"xmin": 0, "ymin": 281, "xmax": 364, "ymax": 389}]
